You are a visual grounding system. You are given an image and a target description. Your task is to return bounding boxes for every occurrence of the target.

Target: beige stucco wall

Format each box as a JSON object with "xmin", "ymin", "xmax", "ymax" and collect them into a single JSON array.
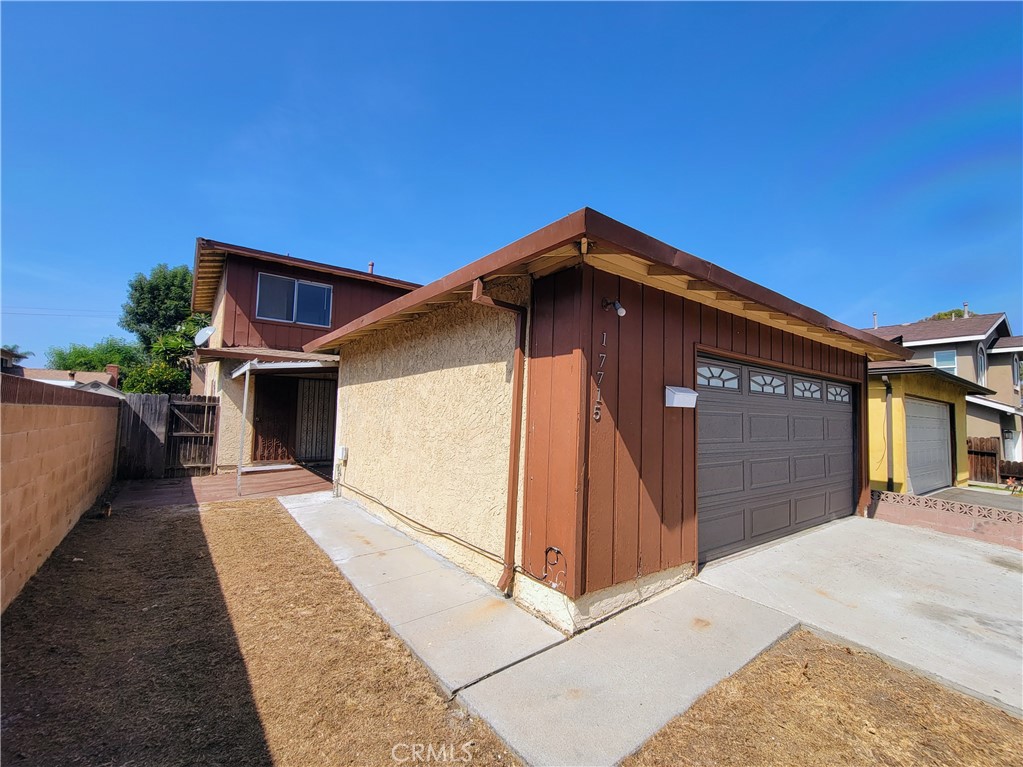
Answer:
[
  {"xmin": 335, "ymin": 280, "xmax": 529, "ymax": 587},
  {"xmin": 1, "ymin": 402, "xmax": 118, "ymax": 611},
  {"xmin": 908, "ymin": 341, "xmax": 979, "ymax": 382},
  {"xmin": 211, "ymin": 361, "xmax": 256, "ymax": 470},
  {"xmin": 986, "ymin": 354, "xmax": 1021, "ymax": 407},
  {"xmin": 867, "ymin": 373, "xmax": 970, "ymax": 493},
  {"xmin": 966, "ymin": 405, "xmax": 1005, "ymax": 440}
]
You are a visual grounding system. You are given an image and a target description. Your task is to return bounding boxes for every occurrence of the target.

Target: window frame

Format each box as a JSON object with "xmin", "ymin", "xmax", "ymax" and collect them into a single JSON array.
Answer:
[
  {"xmin": 1013, "ymin": 354, "xmax": 1020, "ymax": 390},
  {"xmin": 976, "ymin": 343, "xmax": 987, "ymax": 387},
  {"xmin": 255, "ymin": 272, "xmax": 333, "ymax": 328},
  {"xmin": 932, "ymin": 349, "xmax": 957, "ymax": 375}
]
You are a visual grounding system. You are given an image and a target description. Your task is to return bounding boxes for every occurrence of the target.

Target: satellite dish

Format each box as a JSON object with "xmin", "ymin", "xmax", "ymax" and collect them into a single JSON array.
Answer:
[{"xmin": 194, "ymin": 326, "xmax": 216, "ymax": 348}]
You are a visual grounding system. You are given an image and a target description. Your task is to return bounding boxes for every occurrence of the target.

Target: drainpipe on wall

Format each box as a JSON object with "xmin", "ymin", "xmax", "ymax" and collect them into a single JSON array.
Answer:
[
  {"xmin": 471, "ymin": 278, "xmax": 528, "ymax": 596},
  {"xmin": 882, "ymin": 375, "xmax": 894, "ymax": 492}
]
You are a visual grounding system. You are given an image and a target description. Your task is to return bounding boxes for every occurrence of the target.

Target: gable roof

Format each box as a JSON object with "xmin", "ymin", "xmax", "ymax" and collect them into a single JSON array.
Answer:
[
  {"xmin": 191, "ymin": 238, "xmax": 421, "ymax": 313},
  {"xmin": 990, "ymin": 336, "xmax": 1023, "ymax": 354},
  {"xmin": 866, "ymin": 360, "xmax": 994, "ymax": 395},
  {"xmin": 865, "ymin": 313, "xmax": 1008, "ymax": 346},
  {"xmin": 306, "ymin": 208, "xmax": 908, "ymax": 361}
]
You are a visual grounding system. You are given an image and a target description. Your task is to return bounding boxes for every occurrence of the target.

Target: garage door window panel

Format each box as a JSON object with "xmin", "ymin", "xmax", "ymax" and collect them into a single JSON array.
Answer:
[
  {"xmin": 697, "ymin": 363, "xmax": 741, "ymax": 391},
  {"xmin": 750, "ymin": 371, "xmax": 787, "ymax": 396}
]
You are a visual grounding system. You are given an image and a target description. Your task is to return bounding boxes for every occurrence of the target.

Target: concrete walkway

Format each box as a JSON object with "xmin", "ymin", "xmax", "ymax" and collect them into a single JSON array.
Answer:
[
  {"xmin": 280, "ymin": 493, "xmax": 1022, "ymax": 766},
  {"xmin": 928, "ymin": 486, "xmax": 1023, "ymax": 513},
  {"xmin": 278, "ymin": 492, "xmax": 565, "ymax": 695}
]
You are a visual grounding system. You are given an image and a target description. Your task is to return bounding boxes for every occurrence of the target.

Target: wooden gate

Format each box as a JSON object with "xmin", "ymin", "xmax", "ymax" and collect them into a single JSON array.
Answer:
[
  {"xmin": 117, "ymin": 393, "xmax": 219, "ymax": 479},
  {"xmin": 165, "ymin": 395, "xmax": 219, "ymax": 478},
  {"xmin": 967, "ymin": 436, "xmax": 1000, "ymax": 483}
]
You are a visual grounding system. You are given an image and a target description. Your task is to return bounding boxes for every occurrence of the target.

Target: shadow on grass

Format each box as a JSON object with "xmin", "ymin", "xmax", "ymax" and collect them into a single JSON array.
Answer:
[{"xmin": 1, "ymin": 504, "xmax": 273, "ymax": 766}]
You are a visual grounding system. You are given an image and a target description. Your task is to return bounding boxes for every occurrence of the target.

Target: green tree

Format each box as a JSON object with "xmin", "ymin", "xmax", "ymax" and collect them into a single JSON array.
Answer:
[
  {"xmin": 924, "ymin": 309, "xmax": 970, "ymax": 321},
  {"xmin": 1, "ymin": 344, "xmax": 34, "ymax": 364},
  {"xmin": 45, "ymin": 336, "xmax": 146, "ymax": 371},
  {"xmin": 121, "ymin": 359, "xmax": 190, "ymax": 395},
  {"xmin": 119, "ymin": 264, "xmax": 195, "ymax": 348}
]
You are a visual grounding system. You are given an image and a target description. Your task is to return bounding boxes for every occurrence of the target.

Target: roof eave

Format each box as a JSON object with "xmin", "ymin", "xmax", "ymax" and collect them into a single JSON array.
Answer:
[
  {"xmin": 867, "ymin": 365, "xmax": 996, "ymax": 396},
  {"xmin": 306, "ymin": 207, "xmax": 909, "ymax": 362}
]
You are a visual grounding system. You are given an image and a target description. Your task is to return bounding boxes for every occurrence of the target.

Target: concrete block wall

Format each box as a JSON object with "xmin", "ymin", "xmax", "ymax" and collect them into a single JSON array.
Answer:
[{"xmin": 1, "ymin": 375, "xmax": 119, "ymax": 611}]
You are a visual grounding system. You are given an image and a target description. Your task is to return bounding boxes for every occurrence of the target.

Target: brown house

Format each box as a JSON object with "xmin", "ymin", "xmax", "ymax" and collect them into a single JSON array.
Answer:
[
  {"xmin": 307, "ymin": 208, "xmax": 907, "ymax": 632},
  {"xmin": 190, "ymin": 239, "xmax": 418, "ymax": 471}
]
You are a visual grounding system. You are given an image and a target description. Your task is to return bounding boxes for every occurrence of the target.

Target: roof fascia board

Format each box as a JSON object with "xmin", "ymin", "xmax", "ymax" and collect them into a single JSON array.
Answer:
[
  {"xmin": 990, "ymin": 346, "xmax": 1023, "ymax": 354},
  {"xmin": 230, "ymin": 359, "xmax": 337, "ymax": 379},
  {"xmin": 867, "ymin": 366, "xmax": 995, "ymax": 395},
  {"xmin": 965, "ymin": 394, "xmax": 1022, "ymax": 415}
]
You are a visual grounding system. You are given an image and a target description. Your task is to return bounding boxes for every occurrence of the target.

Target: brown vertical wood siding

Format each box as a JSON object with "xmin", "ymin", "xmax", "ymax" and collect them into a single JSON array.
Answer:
[
  {"xmin": 523, "ymin": 265, "xmax": 869, "ymax": 599},
  {"xmin": 219, "ymin": 256, "xmax": 410, "ymax": 351}
]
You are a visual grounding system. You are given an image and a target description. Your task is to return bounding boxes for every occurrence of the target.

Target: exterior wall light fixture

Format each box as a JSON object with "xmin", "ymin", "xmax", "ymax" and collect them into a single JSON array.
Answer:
[{"xmin": 602, "ymin": 298, "xmax": 627, "ymax": 317}]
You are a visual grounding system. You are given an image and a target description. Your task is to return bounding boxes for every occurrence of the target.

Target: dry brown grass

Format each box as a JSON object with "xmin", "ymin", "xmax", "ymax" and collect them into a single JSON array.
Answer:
[
  {"xmin": 1, "ymin": 497, "xmax": 517, "ymax": 767},
  {"xmin": 624, "ymin": 630, "xmax": 1023, "ymax": 767}
]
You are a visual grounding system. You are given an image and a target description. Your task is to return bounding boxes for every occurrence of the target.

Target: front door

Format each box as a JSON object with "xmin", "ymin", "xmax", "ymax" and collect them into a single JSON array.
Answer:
[{"xmin": 253, "ymin": 377, "xmax": 298, "ymax": 462}]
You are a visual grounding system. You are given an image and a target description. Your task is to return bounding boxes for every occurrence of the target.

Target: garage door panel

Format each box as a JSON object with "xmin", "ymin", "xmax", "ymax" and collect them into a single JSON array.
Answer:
[
  {"xmin": 749, "ymin": 456, "xmax": 791, "ymax": 489},
  {"xmin": 794, "ymin": 493, "xmax": 827, "ymax": 523},
  {"xmin": 748, "ymin": 412, "xmax": 789, "ymax": 442},
  {"xmin": 792, "ymin": 454, "xmax": 827, "ymax": 482},
  {"xmin": 699, "ymin": 506, "xmax": 746, "ymax": 553},
  {"xmin": 697, "ymin": 356, "xmax": 856, "ymax": 562},
  {"xmin": 826, "ymin": 452, "xmax": 854, "ymax": 478},
  {"xmin": 749, "ymin": 499, "xmax": 792, "ymax": 537},
  {"xmin": 793, "ymin": 415, "xmax": 825, "ymax": 441},
  {"xmin": 698, "ymin": 410, "xmax": 744, "ymax": 444},
  {"xmin": 698, "ymin": 459, "xmax": 745, "ymax": 497}
]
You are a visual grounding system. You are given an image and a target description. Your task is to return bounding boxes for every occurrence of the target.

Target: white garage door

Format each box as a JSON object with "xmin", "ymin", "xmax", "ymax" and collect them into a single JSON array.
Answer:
[{"xmin": 905, "ymin": 398, "xmax": 951, "ymax": 495}]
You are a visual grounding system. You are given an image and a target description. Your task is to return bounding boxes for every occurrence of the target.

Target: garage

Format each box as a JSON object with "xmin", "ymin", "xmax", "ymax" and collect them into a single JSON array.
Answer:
[
  {"xmin": 904, "ymin": 397, "xmax": 952, "ymax": 495},
  {"xmin": 697, "ymin": 357, "xmax": 856, "ymax": 562}
]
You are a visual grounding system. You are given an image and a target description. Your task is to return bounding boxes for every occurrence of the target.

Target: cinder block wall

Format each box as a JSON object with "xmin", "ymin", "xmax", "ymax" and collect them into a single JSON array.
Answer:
[{"xmin": 1, "ymin": 375, "xmax": 119, "ymax": 611}]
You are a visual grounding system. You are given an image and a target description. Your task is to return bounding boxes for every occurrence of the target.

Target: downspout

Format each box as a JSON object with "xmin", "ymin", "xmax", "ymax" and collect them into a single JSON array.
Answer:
[
  {"xmin": 471, "ymin": 278, "xmax": 527, "ymax": 595},
  {"xmin": 882, "ymin": 375, "xmax": 894, "ymax": 491},
  {"xmin": 237, "ymin": 364, "xmax": 252, "ymax": 497}
]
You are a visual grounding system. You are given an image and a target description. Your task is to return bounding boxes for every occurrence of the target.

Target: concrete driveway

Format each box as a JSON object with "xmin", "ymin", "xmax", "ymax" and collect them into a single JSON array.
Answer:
[{"xmin": 699, "ymin": 516, "xmax": 1023, "ymax": 716}]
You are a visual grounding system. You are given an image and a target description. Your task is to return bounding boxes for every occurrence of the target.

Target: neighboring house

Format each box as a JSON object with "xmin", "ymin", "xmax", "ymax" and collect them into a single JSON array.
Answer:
[
  {"xmin": 866, "ymin": 312, "xmax": 1023, "ymax": 462},
  {"xmin": 190, "ymin": 238, "xmax": 419, "ymax": 472},
  {"xmin": 866, "ymin": 360, "xmax": 994, "ymax": 495},
  {"xmin": 0, "ymin": 349, "xmax": 15, "ymax": 370},
  {"xmin": 9, "ymin": 365, "xmax": 120, "ymax": 389},
  {"xmin": 305, "ymin": 208, "xmax": 907, "ymax": 633}
]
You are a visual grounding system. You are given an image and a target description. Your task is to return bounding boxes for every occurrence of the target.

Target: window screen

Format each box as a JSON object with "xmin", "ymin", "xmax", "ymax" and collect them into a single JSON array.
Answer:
[
  {"xmin": 295, "ymin": 281, "xmax": 331, "ymax": 327},
  {"xmin": 256, "ymin": 274, "xmax": 295, "ymax": 322}
]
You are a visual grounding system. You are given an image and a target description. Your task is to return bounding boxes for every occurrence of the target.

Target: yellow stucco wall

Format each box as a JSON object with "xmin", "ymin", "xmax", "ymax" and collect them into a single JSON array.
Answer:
[
  {"xmin": 335, "ymin": 279, "xmax": 529, "ymax": 586},
  {"xmin": 868, "ymin": 373, "xmax": 969, "ymax": 493},
  {"xmin": 210, "ymin": 360, "xmax": 256, "ymax": 470}
]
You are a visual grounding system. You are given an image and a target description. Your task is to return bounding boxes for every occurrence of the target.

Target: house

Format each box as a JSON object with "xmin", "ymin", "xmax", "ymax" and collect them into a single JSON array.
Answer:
[
  {"xmin": 866, "ymin": 311, "xmax": 1023, "ymax": 464},
  {"xmin": 190, "ymin": 238, "xmax": 418, "ymax": 472},
  {"xmin": 866, "ymin": 360, "xmax": 993, "ymax": 495},
  {"xmin": 9, "ymin": 365, "xmax": 120, "ymax": 388},
  {"xmin": 305, "ymin": 208, "xmax": 907, "ymax": 632}
]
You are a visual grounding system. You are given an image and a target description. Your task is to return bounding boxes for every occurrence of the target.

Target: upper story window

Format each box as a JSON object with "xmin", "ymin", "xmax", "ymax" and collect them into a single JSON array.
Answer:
[
  {"xmin": 255, "ymin": 273, "xmax": 332, "ymax": 327},
  {"xmin": 1013, "ymin": 354, "xmax": 1020, "ymax": 390},
  {"xmin": 932, "ymin": 350, "xmax": 956, "ymax": 375},
  {"xmin": 976, "ymin": 343, "xmax": 987, "ymax": 387}
]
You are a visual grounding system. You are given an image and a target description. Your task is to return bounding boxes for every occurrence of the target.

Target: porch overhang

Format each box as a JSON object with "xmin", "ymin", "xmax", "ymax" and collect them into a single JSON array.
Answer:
[{"xmin": 230, "ymin": 359, "xmax": 339, "ymax": 380}]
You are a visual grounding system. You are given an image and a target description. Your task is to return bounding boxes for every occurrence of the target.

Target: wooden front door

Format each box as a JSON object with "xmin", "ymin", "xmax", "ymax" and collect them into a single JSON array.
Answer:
[{"xmin": 253, "ymin": 377, "xmax": 298, "ymax": 462}]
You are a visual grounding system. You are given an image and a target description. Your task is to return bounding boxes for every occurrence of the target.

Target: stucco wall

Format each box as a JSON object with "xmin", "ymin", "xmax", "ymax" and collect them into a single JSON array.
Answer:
[
  {"xmin": 1, "ymin": 377, "xmax": 119, "ymax": 611},
  {"xmin": 335, "ymin": 280, "xmax": 529, "ymax": 586},
  {"xmin": 966, "ymin": 405, "xmax": 1004, "ymax": 441},
  {"xmin": 908, "ymin": 342, "xmax": 978, "ymax": 381},
  {"xmin": 986, "ymin": 354, "xmax": 1021, "ymax": 407},
  {"xmin": 867, "ymin": 373, "xmax": 969, "ymax": 492},
  {"xmin": 211, "ymin": 361, "xmax": 256, "ymax": 470}
]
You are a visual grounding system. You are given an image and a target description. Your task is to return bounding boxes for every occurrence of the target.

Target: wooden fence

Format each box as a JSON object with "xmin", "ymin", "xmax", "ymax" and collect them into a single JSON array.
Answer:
[
  {"xmin": 117, "ymin": 394, "xmax": 219, "ymax": 479},
  {"xmin": 967, "ymin": 436, "xmax": 1000, "ymax": 484},
  {"xmin": 1002, "ymin": 460, "xmax": 1023, "ymax": 481}
]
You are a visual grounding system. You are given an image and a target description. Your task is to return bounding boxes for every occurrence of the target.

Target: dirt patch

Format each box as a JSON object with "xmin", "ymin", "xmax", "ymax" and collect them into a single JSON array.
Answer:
[
  {"xmin": 624, "ymin": 630, "xmax": 1022, "ymax": 767},
  {"xmin": 1, "ymin": 498, "xmax": 517, "ymax": 766}
]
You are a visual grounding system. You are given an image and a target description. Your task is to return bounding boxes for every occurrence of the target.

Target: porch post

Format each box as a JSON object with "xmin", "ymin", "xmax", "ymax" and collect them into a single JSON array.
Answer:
[{"xmin": 237, "ymin": 365, "xmax": 251, "ymax": 496}]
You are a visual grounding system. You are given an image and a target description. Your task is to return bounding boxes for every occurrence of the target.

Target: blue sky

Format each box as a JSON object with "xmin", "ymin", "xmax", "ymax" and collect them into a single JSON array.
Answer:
[{"xmin": 2, "ymin": 2, "xmax": 1020, "ymax": 360}]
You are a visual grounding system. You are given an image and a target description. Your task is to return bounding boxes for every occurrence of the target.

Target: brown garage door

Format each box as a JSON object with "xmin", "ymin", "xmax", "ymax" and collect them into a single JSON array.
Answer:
[{"xmin": 696, "ymin": 356, "xmax": 855, "ymax": 562}]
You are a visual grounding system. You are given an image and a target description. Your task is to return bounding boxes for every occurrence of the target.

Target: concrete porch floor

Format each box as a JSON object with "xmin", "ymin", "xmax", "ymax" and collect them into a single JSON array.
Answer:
[{"xmin": 112, "ymin": 465, "xmax": 333, "ymax": 509}]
